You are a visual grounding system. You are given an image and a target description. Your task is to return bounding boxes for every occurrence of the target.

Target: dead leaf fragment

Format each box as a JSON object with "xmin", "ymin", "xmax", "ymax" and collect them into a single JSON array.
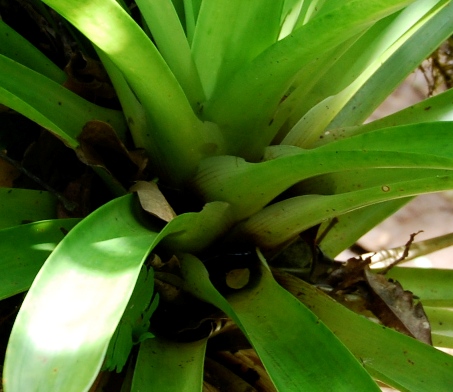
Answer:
[
  {"xmin": 364, "ymin": 269, "xmax": 432, "ymax": 345},
  {"xmin": 77, "ymin": 120, "xmax": 146, "ymax": 187},
  {"xmin": 130, "ymin": 181, "xmax": 176, "ymax": 222}
]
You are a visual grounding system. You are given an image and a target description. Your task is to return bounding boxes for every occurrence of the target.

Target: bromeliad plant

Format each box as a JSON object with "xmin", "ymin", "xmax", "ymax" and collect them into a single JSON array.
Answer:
[{"xmin": 3, "ymin": 0, "xmax": 453, "ymax": 390}]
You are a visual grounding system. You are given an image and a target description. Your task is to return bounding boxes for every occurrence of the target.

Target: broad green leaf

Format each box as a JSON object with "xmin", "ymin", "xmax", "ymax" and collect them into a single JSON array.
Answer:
[
  {"xmin": 4, "ymin": 195, "xmax": 159, "ymax": 392},
  {"xmin": 0, "ymin": 54, "xmax": 126, "ymax": 149},
  {"xmin": 0, "ymin": 218, "xmax": 80, "ymax": 300},
  {"xmin": 41, "ymin": 0, "xmax": 224, "ymax": 185},
  {"xmin": 282, "ymin": 0, "xmax": 447, "ymax": 147},
  {"xmin": 180, "ymin": 253, "xmax": 380, "ymax": 391},
  {"xmin": 275, "ymin": 270, "xmax": 453, "ymax": 391},
  {"xmin": 316, "ymin": 87, "xmax": 453, "ymax": 147},
  {"xmin": 387, "ymin": 267, "xmax": 453, "ymax": 302},
  {"xmin": 203, "ymin": 0, "xmax": 413, "ymax": 160},
  {"xmin": 329, "ymin": 0, "xmax": 453, "ymax": 129},
  {"xmin": 318, "ymin": 198, "xmax": 411, "ymax": 257},
  {"xmin": 3, "ymin": 196, "xmax": 234, "ymax": 392},
  {"xmin": 0, "ymin": 19, "xmax": 66, "ymax": 83},
  {"xmin": 233, "ymin": 174, "xmax": 453, "ymax": 250},
  {"xmin": 192, "ymin": 0, "xmax": 283, "ymax": 99},
  {"xmin": 131, "ymin": 336, "xmax": 207, "ymax": 392},
  {"xmin": 425, "ymin": 306, "xmax": 453, "ymax": 348},
  {"xmin": 0, "ymin": 188, "xmax": 57, "ymax": 230},
  {"xmin": 159, "ymin": 201, "xmax": 232, "ymax": 253},
  {"xmin": 136, "ymin": 0, "xmax": 205, "ymax": 107},
  {"xmin": 194, "ymin": 122, "xmax": 453, "ymax": 221}
]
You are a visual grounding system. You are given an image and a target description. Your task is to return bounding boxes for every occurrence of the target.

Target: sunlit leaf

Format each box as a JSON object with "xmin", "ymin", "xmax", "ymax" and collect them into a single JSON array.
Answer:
[
  {"xmin": 0, "ymin": 219, "xmax": 80, "ymax": 300},
  {"xmin": 274, "ymin": 270, "xmax": 453, "ymax": 391},
  {"xmin": 4, "ymin": 195, "xmax": 159, "ymax": 392}
]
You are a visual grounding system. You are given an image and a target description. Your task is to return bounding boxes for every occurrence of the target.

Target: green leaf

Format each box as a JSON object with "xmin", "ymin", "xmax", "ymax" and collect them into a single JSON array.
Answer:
[
  {"xmin": 424, "ymin": 306, "xmax": 453, "ymax": 348},
  {"xmin": 329, "ymin": 0, "xmax": 453, "ymax": 129},
  {"xmin": 131, "ymin": 336, "xmax": 207, "ymax": 392},
  {"xmin": 0, "ymin": 19, "xmax": 66, "ymax": 83},
  {"xmin": 318, "ymin": 198, "xmax": 411, "ymax": 257},
  {"xmin": 41, "ymin": 0, "xmax": 224, "ymax": 184},
  {"xmin": 387, "ymin": 267, "xmax": 453, "ymax": 302},
  {"xmin": 317, "ymin": 87, "xmax": 453, "ymax": 146},
  {"xmin": 136, "ymin": 0, "xmax": 205, "ymax": 107},
  {"xmin": 159, "ymin": 201, "xmax": 233, "ymax": 253},
  {"xmin": 0, "ymin": 54, "xmax": 126, "ymax": 149},
  {"xmin": 203, "ymin": 0, "xmax": 413, "ymax": 160},
  {"xmin": 282, "ymin": 0, "xmax": 448, "ymax": 147},
  {"xmin": 233, "ymin": 174, "xmax": 453, "ymax": 250},
  {"xmin": 275, "ymin": 270, "xmax": 453, "ymax": 391},
  {"xmin": 3, "ymin": 195, "xmax": 160, "ymax": 392},
  {"xmin": 0, "ymin": 218, "xmax": 80, "ymax": 300},
  {"xmin": 0, "ymin": 188, "xmax": 57, "ymax": 230},
  {"xmin": 3, "ymin": 194, "xmax": 236, "ymax": 391},
  {"xmin": 195, "ymin": 122, "xmax": 453, "ymax": 222},
  {"xmin": 103, "ymin": 265, "xmax": 158, "ymax": 373},
  {"xmin": 180, "ymin": 253, "xmax": 380, "ymax": 391},
  {"xmin": 192, "ymin": 0, "xmax": 283, "ymax": 99}
]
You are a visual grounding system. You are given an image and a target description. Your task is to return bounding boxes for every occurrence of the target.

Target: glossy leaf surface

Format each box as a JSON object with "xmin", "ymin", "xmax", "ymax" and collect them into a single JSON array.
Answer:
[
  {"xmin": 0, "ymin": 188, "xmax": 57, "ymax": 230},
  {"xmin": 4, "ymin": 195, "xmax": 158, "ymax": 392},
  {"xmin": 275, "ymin": 270, "xmax": 453, "ymax": 391},
  {"xmin": 131, "ymin": 337, "xmax": 207, "ymax": 392},
  {"xmin": 0, "ymin": 219, "xmax": 80, "ymax": 300},
  {"xmin": 180, "ymin": 253, "xmax": 379, "ymax": 391}
]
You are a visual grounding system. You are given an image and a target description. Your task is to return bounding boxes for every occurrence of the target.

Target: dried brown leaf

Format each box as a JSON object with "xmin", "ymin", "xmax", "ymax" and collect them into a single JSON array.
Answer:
[
  {"xmin": 130, "ymin": 181, "xmax": 176, "ymax": 222},
  {"xmin": 64, "ymin": 52, "xmax": 117, "ymax": 104},
  {"xmin": 364, "ymin": 268, "xmax": 432, "ymax": 345},
  {"xmin": 76, "ymin": 120, "xmax": 145, "ymax": 186}
]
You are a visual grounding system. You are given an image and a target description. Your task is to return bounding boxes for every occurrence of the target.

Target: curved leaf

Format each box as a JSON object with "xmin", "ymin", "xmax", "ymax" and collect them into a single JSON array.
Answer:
[
  {"xmin": 275, "ymin": 270, "xmax": 453, "ymax": 391},
  {"xmin": 4, "ymin": 195, "xmax": 159, "ymax": 392},
  {"xmin": 180, "ymin": 253, "xmax": 379, "ymax": 391},
  {"xmin": 195, "ymin": 122, "xmax": 453, "ymax": 221},
  {"xmin": 131, "ymin": 337, "xmax": 207, "ymax": 392},
  {"xmin": 3, "ymin": 195, "xmax": 235, "ymax": 391},
  {"xmin": 233, "ymin": 174, "xmax": 453, "ymax": 250},
  {"xmin": 315, "ymin": 87, "xmax": 453, "ymax": 147},
  {"xmin": 0, "ymin": 55, "xmax": 127, "ymax": 149},
  {"xmin": 203, "ymin": 0, "xmax": 413, "ymax": 160},
  {"xmin": 41, "ymin": 0, "xmax": 224, "ymax": 185},
  {"xmin": 0, "ymin": 218, "xmax": 80, "ymax": 300},
  {"xmin": 0, "ymin": 188, "xmax": 57, "ymax": 230},
  {"xmin": 318, "ymin": 198, "xmax": 411, "ymax": 257},
  {"xmin": 329, "ymin": 0, "xmax": 453, "ymax": 128},
  {"xmin": 0, "ymin": 19, "xmax": 66, "ymax": 83}
]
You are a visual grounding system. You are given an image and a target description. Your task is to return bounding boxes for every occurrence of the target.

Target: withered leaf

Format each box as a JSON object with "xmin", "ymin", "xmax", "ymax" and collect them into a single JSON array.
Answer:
[
  {"xmin": 77, "ymin": 121, "xmax": 146, "ymax": 187},
  {"xmin": 364, "ymin": 268, "xmax": 432, "ymax": 345},
  {"xmin": 325, "ymin": 255, "xmax": 371, "ymax": 290},
  {"xmin": 130, "ymin": 181, "xmax": 176, "ymax": 222},
  {"xmin": 64, "ymin": 52, "xmax": 117, "ymax": 104}
]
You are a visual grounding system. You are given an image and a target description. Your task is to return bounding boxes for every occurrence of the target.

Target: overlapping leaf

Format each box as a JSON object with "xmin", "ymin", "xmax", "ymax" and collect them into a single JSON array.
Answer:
[{"xmin": 180, "ymin": 253, "xmax": 380, "ymax": 391}]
